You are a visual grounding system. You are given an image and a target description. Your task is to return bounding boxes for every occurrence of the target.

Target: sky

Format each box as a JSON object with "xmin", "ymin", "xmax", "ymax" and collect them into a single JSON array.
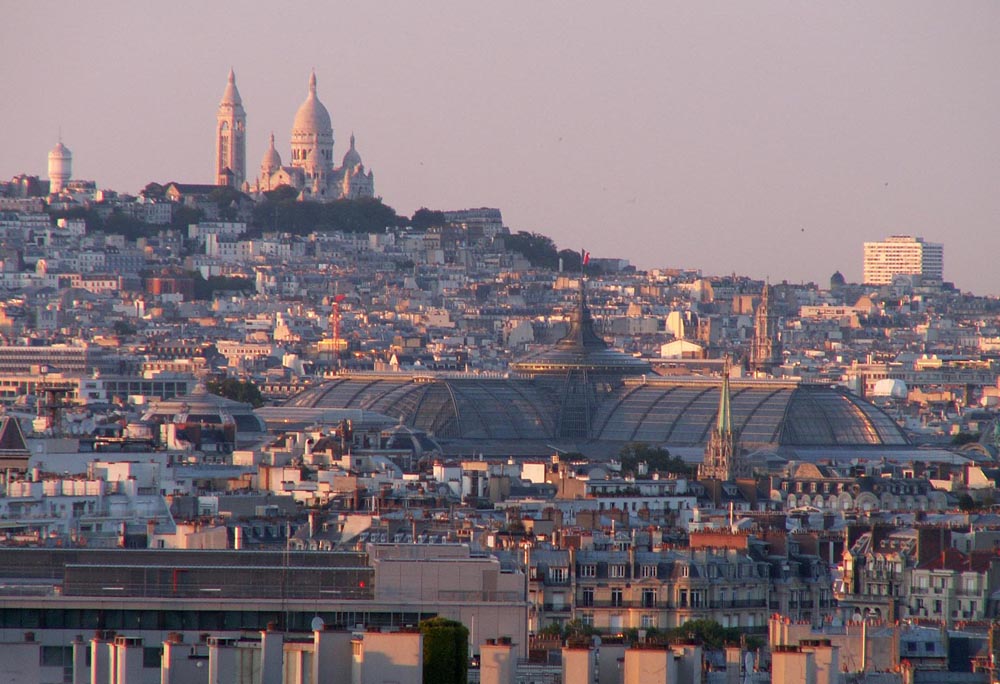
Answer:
[{"xmin": 2, "ymin": 3, "xmax": 999, "ymax": 293}]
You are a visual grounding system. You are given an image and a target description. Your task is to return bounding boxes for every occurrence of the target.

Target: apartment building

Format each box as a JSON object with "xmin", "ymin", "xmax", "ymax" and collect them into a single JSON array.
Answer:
[{"xmin": 862, "ymin": 235, "xmax": 943, "ymax": 286}]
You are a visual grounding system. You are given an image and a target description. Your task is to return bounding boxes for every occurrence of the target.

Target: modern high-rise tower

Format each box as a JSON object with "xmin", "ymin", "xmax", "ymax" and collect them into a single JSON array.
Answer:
[
  {"xmin": 215, "ymin": 69, "xmax": 246, "ymax": 188},
  {"xmin": 862, "ymin": 235, "xmax": 943, "ymax": 286}
]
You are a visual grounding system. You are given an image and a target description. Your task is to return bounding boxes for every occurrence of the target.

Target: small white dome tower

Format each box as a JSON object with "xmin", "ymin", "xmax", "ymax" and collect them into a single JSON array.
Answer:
[{"xmin": 47, "ymin": 140, "xmax": 72, "ymax": 194}]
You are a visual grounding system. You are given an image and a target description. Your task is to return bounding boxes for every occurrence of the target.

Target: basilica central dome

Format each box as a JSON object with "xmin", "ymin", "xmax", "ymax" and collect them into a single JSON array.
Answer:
[
  {"xmin": 290, "ymin": 71, "xmax": 334, "ymax": 176},
  {"xmin": 293, "ymin": 71, "xmax": 333, "ymax": 137}
]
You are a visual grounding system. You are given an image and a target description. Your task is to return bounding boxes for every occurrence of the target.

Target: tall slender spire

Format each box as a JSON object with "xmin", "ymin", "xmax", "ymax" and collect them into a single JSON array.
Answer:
[
  {"xmin": 717, "ymin": 355, "xmax": 732, "ymax": 436},
  {"xmin": 699, "ymin": 354, "xmax": 750, "ymax": 482},
  {"xmin": 750, "ymin": 281, "xmax": 782, "ymax": 375}
]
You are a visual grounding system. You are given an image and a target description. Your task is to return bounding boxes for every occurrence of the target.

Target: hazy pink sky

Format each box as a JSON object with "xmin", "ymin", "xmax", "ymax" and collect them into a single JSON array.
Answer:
[{"xmin": 3, "ymin": 3, "xmax": 999, "ymax": 292}]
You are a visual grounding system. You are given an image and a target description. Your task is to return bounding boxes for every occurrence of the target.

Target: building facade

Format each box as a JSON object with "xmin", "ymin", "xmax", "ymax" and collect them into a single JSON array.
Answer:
[
  {"xmin": 243, "ymin": 71, "xmax": 375, "ymax": 201},
  {"xmin": 862, "ymin": 235, "xmax": 943, "ymax": 285}
]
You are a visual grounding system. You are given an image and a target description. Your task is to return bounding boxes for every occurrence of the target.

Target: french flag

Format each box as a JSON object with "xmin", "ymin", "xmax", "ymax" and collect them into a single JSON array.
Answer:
[{"xmin": 582, "ymin": 250, "xmax": 590, "ymax": 266}]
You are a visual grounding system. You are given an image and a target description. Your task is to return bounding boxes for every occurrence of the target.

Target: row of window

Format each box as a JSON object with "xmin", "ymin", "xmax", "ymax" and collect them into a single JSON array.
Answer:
[{"xmin": 0, "ymin": 608, "xmax": 430, "ymax": 633}]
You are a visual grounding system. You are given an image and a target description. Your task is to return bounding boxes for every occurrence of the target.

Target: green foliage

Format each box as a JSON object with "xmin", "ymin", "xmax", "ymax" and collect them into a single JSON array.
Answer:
[
  {"xmin": 504, "ymin": 231, "xmax": 560, "ymax": 269},
  {"xmin": 207, "ymin": 186, "xmax": 246, "ymax": 221},
  {"xmin": 103, "ymin": 211, "xmax": 148, "ymax": 240},
  {"xmin": 537, "ymin": 623, "xmax": 563, "ymax": 637},
  {"xmin": 618, "ymin": 442, "xmax": 692, "ymax": 477},
  {"xmin": 206, "ymin": 378, "xmax": 264, "ymax": 408},
  {"xmin": 170, "ymin": 206, "xmax": 204, "ymax": 232},
  {"xmin": 141, "ymin": 182, "xmax": 165, "ymax": 200},
  {"xmin": 564, "ymin": 619, "xmax": 598, "ymax": 640},
  {"xmin": 958, "ymin": 490, "xmax": 996, "ymax": 512},
  {"xmin": 558, "ymin": 249, "xmax": 583, "ymax": 272},
  {"xmin": 951, "ymin": 431, "xmax": 980, "ymax": 446},
  {"xmin": 250, "ymin": 195, "xmax": 399, "ymax": 235},
  {"xmin": 264, "ymin": 185, "xmax": 300, "ymax": 202},
  {"xmin": 662, "ymin": 619, "xmax": 752, "ymax": 650},
  {"xmin": 411, "ymin": 208, "xmax": 447, "ymax": 231},
  {"xmin": 419, "ymin": 617, "xmax": 469, "ymax": 684},
  {"xmin": 191, "ymin": 271, "xmax": 254, "ymax": 300},
  {"xmin": 537, "ymin": 620, "xmax": 597, "ymax": 641},
  {"xmin": 49, "ymin": 206, "xmax": 104, "ymax": 233},
  {"xmin": 112, "ymin": 320, "xmax": 137, "ymax": 337}
]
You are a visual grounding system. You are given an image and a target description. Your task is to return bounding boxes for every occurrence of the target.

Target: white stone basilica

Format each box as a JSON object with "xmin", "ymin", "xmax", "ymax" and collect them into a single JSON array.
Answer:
[{"xmin": 216, "ymin": 70, "xmax": 374, "ymax": 201}]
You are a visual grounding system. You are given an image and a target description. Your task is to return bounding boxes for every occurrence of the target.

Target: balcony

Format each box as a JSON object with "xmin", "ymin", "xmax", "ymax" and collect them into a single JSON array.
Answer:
[{"xmin": 541, "ymin": 603, "xmax": 572, "ymax": 613}]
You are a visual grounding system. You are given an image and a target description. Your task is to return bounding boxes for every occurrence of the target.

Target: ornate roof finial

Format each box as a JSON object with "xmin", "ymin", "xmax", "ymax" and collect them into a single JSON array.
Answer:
[
  {"xmin": 309, "ymin": 70, "xmax": 317, "ymax": 95},
  {"xmin": 228, "ymin": 67, "xmax": 235, "ymax": 84}
]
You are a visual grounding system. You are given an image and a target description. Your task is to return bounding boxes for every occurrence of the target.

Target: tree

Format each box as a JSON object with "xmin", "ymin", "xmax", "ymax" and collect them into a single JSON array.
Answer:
[
  {"xmin": 419, "ymin": 617, "xmax": 469, "ymax": 684},
  {"xmin": 618, "ymin": 442, "xmax": 692, "ymax": 477},
  {"xmin": 263, "ymin": 184, "xmax": 299, "ymax": 203},
  {"xmin": 951, "ymin": 431, "xmax": 980, "ymax": 446},
  {"xmin": 250, "ymin": 194, "xmax": 400, "ymax": 236},
  {"xmin": 112, "ymin": 320, "xmax": 137, "ymax": 337},
  {"xmin": 206, "ymin": 378, "xmax": 264, "ymax": 408},
  {"xmin": 170, "ymin": 205, "xmax": 204, "ymax": 232},
  {"xmin": 558, "ymin": 248, "xmax": 583, "ymax": 272},
  {"xmin": 49, "ymin": 206, "xmax": 104, "ymax": 233},
  {"xmin": 191, "ymin": 271, "xmax": 254, "ymax": 300},
  {"xmin": 662, "ymin": 619, "xmax": 757, "ymax": 650},
  {"xmin": 140, "ymin": 182, "xmax": 165, "ymax": 200},
  {"xmin": 103, "ymin": 211, "xmax": 147, "ymax": 240},
  {"xmin": 411, "ymin": 208, "xmax": 447, "ymax": 231},
  {"xmin": 504, "ymin": 231, "xmax": 560, "ymax": 269}
]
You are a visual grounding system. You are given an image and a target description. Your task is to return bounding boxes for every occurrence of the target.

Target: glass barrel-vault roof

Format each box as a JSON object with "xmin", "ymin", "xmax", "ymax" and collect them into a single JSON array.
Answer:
[
  {"xmin": 284, "ymin": 374, "xmax": 908, "ymax": 449},
  {"xmin": 592, "ymin": 377, "xmax": 908, "ymax": 447}
]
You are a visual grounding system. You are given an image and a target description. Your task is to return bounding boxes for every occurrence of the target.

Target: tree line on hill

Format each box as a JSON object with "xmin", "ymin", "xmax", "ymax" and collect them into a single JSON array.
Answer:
[{"xmin": 48, "ymin": 183, "xmax": 591, "ymax": 272}]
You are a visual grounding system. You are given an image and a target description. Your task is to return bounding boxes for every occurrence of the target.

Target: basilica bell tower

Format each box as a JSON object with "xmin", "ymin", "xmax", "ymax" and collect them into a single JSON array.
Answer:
[{"xmin": 216, "ymin": 69, "xmax": 246, "ymax": 188}]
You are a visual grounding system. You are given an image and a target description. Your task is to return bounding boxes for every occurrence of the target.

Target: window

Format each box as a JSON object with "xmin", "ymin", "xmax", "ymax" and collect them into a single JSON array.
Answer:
[
  {"xmin": 641, "ymin": 565, "xmax": 657, "ymax": 579},
  {"xmin": 581, "ymin": 588, "xmax": 594, "ymax": 607},
  {"xmin": 679, "ymin": 590, "xmax": 688, "ymax": 608},
  {"xmin": 549, "ymin": 567, "xmax": 568, "ymax": 583},
  {"xmin": 580, "ymin": 564, "xmax": 596, "ymax": 578},
  {"xmin": 641, "ymin": 614, "xmax": 656, "ymax": 629},
  {"xmin": 581, "ymin": 613, "xmax": 594, "ymax": 627},
  {"xmin": 642, "ymin": 589, "xmax": 656, "ymax": 608},
  {"xmin": 610, "ymin": 564, "xmax": 626, "ymax": 579},
  {"xmin": 611, "ymin": 589, "xmax": 623, "ymax": 607}
]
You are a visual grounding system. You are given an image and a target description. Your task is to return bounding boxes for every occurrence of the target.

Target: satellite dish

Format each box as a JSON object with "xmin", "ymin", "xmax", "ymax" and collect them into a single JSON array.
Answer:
[{"xmin": 311, "ymin": 616, "xmax": 325, "ymax": 632}]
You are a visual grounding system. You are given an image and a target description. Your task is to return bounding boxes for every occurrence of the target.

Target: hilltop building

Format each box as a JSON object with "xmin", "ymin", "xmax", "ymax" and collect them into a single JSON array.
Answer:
[
  {"xmin": 214, "ymin": 69, "xmax": 246, "ymax": 188},
  {"xmin": 863, "ymin": 235, "xmax": 943, "ymax": 286},
  {"xmin": 47, "ymin": 140, "xmax": 71, "ymax": 194},
  {"xmin": 218, "ymin": 70, "xmax": 375, "ymax": 201}
]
